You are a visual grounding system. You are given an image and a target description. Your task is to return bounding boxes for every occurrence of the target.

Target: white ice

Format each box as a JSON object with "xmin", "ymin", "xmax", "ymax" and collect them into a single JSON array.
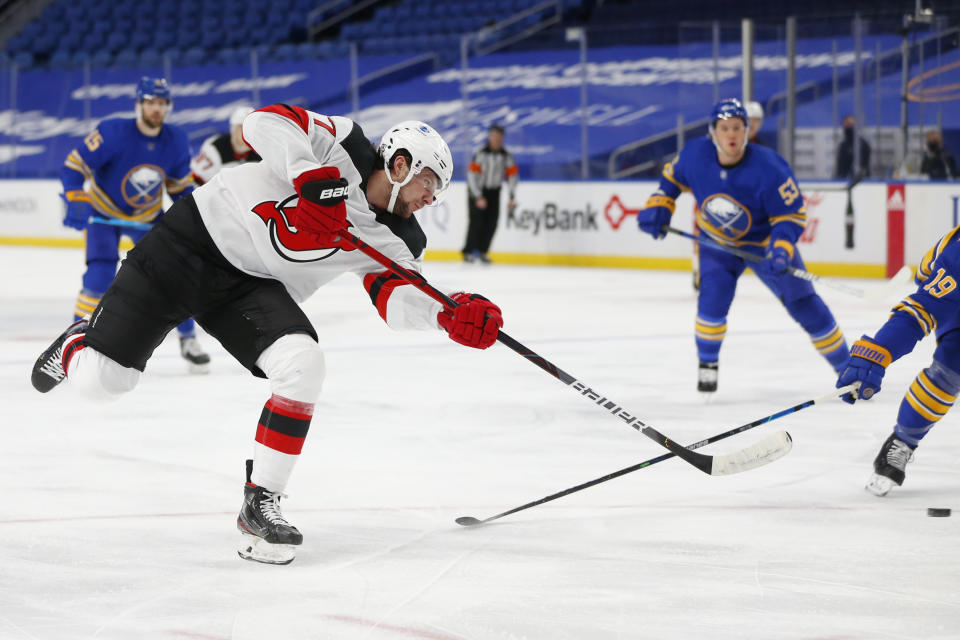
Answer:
[{"xmin": 2, "ymin": 246, "xmax": 958, "ymax": 640}]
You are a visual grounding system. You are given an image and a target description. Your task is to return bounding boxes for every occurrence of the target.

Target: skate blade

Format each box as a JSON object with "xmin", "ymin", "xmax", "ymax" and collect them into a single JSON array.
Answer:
[
  {"xmin": 187, "ymin": 361, "xmax": 210, "ymax": 375},
  {"xmin": 237, "ymin": 533, "xmax": 297, "ymax": 565},
  {"xmin": 865, "ymin": 473, "xmax": 895, "ymax": 497}
]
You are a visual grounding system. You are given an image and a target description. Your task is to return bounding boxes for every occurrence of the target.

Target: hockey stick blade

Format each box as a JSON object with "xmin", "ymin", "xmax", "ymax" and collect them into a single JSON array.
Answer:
[
  {"xmin": 707, "ymin": 430, "xmax": 793, "ymax": 475},
  {"xmin": 862, "ymin": 265, "xmax": 913, "ymax": 303}
]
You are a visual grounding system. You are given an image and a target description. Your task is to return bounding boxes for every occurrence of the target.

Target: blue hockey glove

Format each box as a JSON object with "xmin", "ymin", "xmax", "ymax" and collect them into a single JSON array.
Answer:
[
  {"xmin": 765, "ymin": 239, "xmax": 794, "ymax": 274},
  {"xmin": 637, "ymin": 193, "xmax": 675, "ymax": 240},
  {"xmin": 63, "ymin": 192, "xmax": 93, "ymax": 231},
  {"xmin": 836, "ymin": 336, "xmax": 892, "ymax": 404}
]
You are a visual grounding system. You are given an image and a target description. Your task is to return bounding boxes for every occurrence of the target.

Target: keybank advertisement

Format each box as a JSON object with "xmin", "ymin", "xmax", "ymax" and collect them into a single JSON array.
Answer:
[
  {"xmin": 4, "ymin": 179, "xmax": 960, "ymax": 276},
  {"xmin": 418, "ymin": 180, "xmax": 960, "ymax": 275}
]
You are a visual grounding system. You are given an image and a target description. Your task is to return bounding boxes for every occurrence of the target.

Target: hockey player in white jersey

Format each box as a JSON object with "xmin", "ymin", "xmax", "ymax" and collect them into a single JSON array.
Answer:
[
  {"xmin": 31, "ymin": 104, "xmax": 504, "ymax": 565},
  {"xmin": 190, "ymin": 105, "xmax": 260, "ymax": 185}
]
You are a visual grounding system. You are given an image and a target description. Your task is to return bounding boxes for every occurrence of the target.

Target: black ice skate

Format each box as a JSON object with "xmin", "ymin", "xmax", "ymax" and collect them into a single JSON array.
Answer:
[
  {"xmin": 179, "ymin": 336, "xmax": 210, "ymax": 374},
  {"xmin": 865, "ymin": 433, "xmax": 915, "ymax": 497},
  {"xmin": 31, "ymin": 319, "xmax": 88, "ymax": 393},
  {"xmin": 237, "ymin": 460, "xmax": 302, "ymax": 565},
  {"xmin": 697, "ymin": 361, "xmax": 718, "ymax": 393}
]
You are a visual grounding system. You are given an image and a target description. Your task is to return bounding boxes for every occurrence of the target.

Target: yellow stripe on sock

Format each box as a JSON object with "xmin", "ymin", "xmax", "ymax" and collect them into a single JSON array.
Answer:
[
  {"xmin": 905, "ymin": 390, "xmax": 942, "ymax": 422},
  {"xmin": 917, "ymin": 371, "xmax": 958, "ymax": 405}
]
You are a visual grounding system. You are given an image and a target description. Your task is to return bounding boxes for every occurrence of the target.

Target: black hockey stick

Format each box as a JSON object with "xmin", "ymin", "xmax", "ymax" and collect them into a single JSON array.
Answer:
[
  {"xmin": 456, "ymin": 385, "xmax": 856, "ymax": 527},
  {"xmin": 338, "ymin": 229, "xmax": 792, "ymax": 476},
  {"xmin": 664, "ymin": 226, "xmax": 912, "ymax": 302}
]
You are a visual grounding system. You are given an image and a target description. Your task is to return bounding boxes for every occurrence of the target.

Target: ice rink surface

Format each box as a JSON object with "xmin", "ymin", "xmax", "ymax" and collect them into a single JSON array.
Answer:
[{"xmin": 2, "ymin": 245, "xmax": 958, "ymax": 639}]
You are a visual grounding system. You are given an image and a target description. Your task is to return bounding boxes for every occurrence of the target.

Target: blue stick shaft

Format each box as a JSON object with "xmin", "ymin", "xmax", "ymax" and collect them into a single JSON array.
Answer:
[
  {"xmin": 456, "ymin": 386, "xmax": 854, "ymax": 526},
  {"xmin": 88, "ymin": 217, "xmax": 153, "ymax": 231}
]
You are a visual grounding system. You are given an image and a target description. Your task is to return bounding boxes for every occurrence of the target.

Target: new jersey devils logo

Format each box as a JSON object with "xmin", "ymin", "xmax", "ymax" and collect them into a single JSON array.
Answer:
[{"xmin": 250, "ymin": 195, "xmax": 351, "ymax": 263}]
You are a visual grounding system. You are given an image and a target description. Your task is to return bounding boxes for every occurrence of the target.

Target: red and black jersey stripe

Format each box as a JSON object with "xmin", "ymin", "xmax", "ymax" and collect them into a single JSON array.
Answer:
[
  {"xmin": 363, "ymin": 271, "xmax": 411, "ymax": 321},
  {"xmin": 255, "ymin": 394, "xmax": 314, "ymax": 455},
  {"xmin": 256, "ymin": 104, "xmax": 310, "ymax": 134}
]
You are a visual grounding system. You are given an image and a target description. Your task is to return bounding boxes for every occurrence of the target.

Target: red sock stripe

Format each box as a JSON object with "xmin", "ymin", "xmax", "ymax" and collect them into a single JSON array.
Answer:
[
  {"xmin": 62, "ymin": 335, "xmax": 86, "ymax": 375},
  {"xmin": 255, "ymin": 394, "xmax": 313, "ymax": 455},
  {"xmin": 265, "ymin": 394, "xmax": 315, "ymax": 419},
  {"xmin": 255, "ymin": 423, "xmax": 306, "ymax": 455}
]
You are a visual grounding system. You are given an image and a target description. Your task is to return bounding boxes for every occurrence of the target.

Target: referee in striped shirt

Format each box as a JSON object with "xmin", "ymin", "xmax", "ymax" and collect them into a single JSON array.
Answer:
[{"xmin": 463, "ymin": 124, "xmax": 518, "ymax": 263}]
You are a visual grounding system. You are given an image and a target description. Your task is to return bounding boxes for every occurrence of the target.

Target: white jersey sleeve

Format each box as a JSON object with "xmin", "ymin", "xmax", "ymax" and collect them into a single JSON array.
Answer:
[
  {"xmin": 191, "ymin": 104, "xmax": 445, "ymax": 332},
  {"xmin": 190, "ymin": 135, "xmax": 223, "ymax": 185}
]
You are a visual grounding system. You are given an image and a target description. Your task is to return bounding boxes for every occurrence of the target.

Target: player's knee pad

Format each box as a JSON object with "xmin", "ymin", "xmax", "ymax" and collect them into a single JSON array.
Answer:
[
  {"xmin": 81, "ymin": 259, "xmax": 118, "ymax": 293},
  {"xmin": 784, "ymin": 293, "xmax": 833, "ymax": 332},
  {"xmin": 256, "ymin": 332, "xmax": 326, "ymax": 403},
  {"xmin": 69, "ymin": 348, "xmax": 140, "ymax": 402}
]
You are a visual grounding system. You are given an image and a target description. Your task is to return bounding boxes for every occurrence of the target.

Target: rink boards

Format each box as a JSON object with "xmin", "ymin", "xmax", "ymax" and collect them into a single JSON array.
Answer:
[{"xmin": 3, "ymin": 178, "xmax": 959, "ymax": 277}]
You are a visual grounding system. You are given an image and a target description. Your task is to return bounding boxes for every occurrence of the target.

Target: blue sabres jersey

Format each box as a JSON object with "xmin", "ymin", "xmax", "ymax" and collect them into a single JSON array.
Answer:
[
  {"xmin": 874, "ymin": 224, "xmax": 960, "ymax": 363},
  {"xmin": 62, "ymin": 118, "xmax": 194, "ymax": 222},
  {"xmin": 659, "ymin": 137, "xmax": 806, "ymax": 248}
]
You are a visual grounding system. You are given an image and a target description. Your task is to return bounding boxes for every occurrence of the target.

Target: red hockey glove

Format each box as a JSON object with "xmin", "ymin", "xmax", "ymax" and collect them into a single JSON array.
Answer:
[
  {"xmin": 293, "ymin": 167, "xmax": 350, "ymax": 243},
  {"xmin": 438, "ymin": 293, "xmax": 503, "ymax": 350}
]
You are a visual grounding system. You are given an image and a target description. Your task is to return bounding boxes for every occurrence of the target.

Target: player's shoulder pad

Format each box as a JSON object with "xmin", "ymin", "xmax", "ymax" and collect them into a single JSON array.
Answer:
[
  {"xmin": 750, "ymin": 144, "xmax": 791, "ymax": 169},
  {"xmin": 161, "ymin": 122, "xmax": 191, "ymax": 148},
  {"xmin": 935, "ymin": 233, "xmax": 960, "ymax": 271},
  {"xmin": 373, "ymin": 207, "xmax": 427, "ymax": 258},
  {"xmin": 95, "ymin": 118, "xmax": 129, "ymax": 137}
]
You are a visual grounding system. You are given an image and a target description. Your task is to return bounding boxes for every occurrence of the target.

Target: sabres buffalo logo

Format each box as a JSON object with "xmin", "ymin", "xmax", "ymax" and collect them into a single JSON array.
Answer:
[
  {"xmin": 121, "ymin": 164, "xmax": 164, "ymax": 208},
  {"xmin": 698, "ymin": 193, "xmax": 752, "ymax": 241},
  {"xmin": 250, "ymin": 195, "xmax": 353, "ymax": 263}
]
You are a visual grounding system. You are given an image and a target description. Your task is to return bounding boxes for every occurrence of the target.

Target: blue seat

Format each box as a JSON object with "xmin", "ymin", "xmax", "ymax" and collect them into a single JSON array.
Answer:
[
  {"xmin": 112, "ymin": 48, "xmax": 138, "ymax": 68},
  {"xmin": 176, "ymin": 30, "xmax": 200, "ymax": 48},
  {"xmin": 12, "ymin": 51, "xmax": 34, "ymax": 68},
  {"xmin": 105, "ymin": 33, "xmax": 129, "ymax": 53},
  {"xmin": 64, "ymin": 5, "xmax": 85, "ymax": 22},
  {"xmin": 215, "ymin": 47, "xmax": 240, "ymax": 65},
  {"xmin": 48, "ymin": 49, "xmax": 73, "ymax": 70},
  {"xmin": 154, "ymin": 30, "xmax": 177, "ymax": 50},
  {"xmin": 30, "ymin": 34, "xmax": 58, "ymax": 56},
  {"xmin": 269, "ymin": 43, "xmax": 297, "ymax": 62},
  {"xmin": 90, "ymin": 49, "xmax": 113, "ymax": 68},
  {"xmin": 57, "ymin": 31, "xmax": 84, "ymax": 52},
  {"xmin": 70, "ymin": 50, "xmax": 91, "ymax": 67},
  {"xmin": 138, "ymin": 49, "xmax": 164, "ymax": 69},
  {"xmin": 181, "ymin": 47, "xmax": 207, "ymax": 67}
]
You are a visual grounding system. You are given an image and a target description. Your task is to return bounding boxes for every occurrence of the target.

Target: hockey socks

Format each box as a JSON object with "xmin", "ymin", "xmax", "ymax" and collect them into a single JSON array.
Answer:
[
  {"xmin": 894, "ymin": 360, "xmax": 960, "ymax": 446},
  {"xmin": 251, "ymin": 394, "xmax": 313, "ymax": 492},
  {"xmin": 809, "ymin": 323, "xmax": 849, "ymax": 373}
]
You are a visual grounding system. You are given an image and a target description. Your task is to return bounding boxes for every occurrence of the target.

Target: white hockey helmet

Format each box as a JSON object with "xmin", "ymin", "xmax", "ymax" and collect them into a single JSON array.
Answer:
[
  {"xmin": 378, "ymin": 120, "xmax": 453, "ymax": 212},
  {"xmin": 744, "ymin": 101, "xmax": 764, "ymax": 120},
  {"xmin": 230, "ymin": 105, "xmax": 254, "ymax": 127}
]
